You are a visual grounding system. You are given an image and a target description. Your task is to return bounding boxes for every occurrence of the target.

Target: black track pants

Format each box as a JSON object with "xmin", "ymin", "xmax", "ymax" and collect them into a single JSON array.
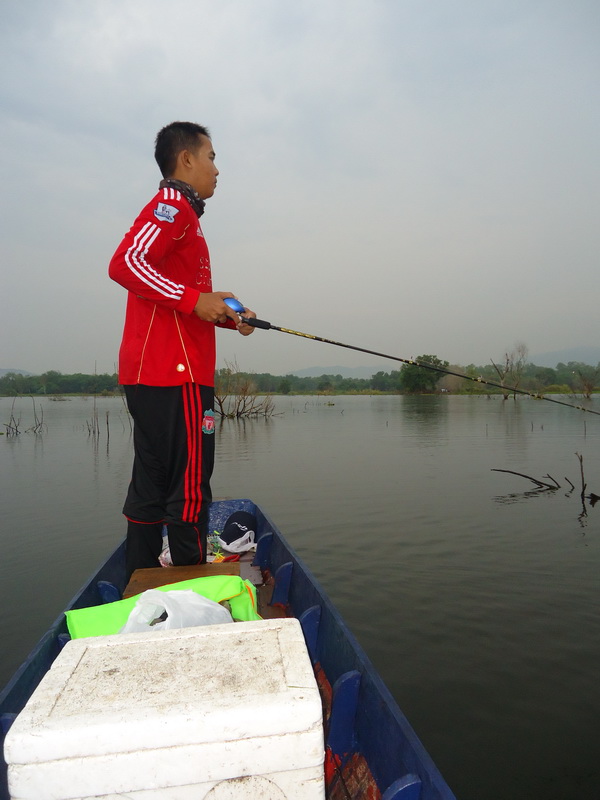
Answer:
[{"xmin": 122, "ymin": 384, "xmax": 215, "ymax": 574}]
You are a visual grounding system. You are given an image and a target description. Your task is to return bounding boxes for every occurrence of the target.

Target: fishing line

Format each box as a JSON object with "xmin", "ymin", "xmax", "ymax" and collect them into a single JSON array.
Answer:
[{"xmin": 224, "ymin": 298, "xmax": 600, "ymax": 417}]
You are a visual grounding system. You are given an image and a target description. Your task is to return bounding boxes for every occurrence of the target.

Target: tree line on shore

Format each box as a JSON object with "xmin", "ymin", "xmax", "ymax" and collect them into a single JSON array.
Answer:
[{"xmin": 1, "ymin": 357, "xmax": 599, "ymax": 397}]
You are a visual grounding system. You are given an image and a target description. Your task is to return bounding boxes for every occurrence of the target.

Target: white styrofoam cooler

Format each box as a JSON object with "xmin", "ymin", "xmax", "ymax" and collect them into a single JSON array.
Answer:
[{"xmin": 4, "ymin": 618, "xmax": 325, "ymax": 800}]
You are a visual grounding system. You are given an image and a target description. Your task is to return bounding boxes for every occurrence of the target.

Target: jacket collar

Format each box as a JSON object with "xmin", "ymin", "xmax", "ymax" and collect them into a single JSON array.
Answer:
[{"xmin": 159, "ymin": 178, "xmax": 206, "ymax": 217}]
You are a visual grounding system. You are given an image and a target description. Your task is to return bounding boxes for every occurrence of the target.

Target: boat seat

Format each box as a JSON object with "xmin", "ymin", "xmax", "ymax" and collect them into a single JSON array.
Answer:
[{"xmin": 123, "ymin": 563, "xmax": 243, "ymax": 598}]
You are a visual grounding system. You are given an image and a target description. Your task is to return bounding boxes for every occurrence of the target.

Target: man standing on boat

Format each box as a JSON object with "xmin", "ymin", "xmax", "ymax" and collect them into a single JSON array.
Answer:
[{"xmin": 109, "ymin": 121, "xmax": 255, "ymax": 578}]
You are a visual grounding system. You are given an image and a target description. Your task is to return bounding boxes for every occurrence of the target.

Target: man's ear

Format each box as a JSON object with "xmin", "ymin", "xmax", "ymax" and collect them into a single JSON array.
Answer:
[{"xmin": 176, "ymin": 149, "xmax": 193, "ymax": 172}]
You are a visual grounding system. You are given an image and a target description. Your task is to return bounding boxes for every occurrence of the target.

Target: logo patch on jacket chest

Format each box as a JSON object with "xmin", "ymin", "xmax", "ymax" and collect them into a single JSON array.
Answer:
[{"xmin": 154, "ymin": 203, "xmax": 179, "ymax": 223}]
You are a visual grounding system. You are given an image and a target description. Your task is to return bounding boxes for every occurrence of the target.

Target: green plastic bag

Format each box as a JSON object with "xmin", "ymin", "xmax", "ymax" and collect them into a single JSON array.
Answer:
[{"xmin": 66, "ymin": 575, "xmax": 261, "ymax": 639}]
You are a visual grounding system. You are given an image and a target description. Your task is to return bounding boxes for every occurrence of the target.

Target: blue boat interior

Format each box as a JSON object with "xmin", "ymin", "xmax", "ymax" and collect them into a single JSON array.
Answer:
[{"xmin": 0, "ymin": 499, "xmax": 456, "ymax": 800}]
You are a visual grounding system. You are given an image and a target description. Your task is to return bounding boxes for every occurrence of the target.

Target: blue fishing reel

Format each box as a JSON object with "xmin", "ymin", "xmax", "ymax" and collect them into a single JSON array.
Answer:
[{"xmin": 223, "ymin": 297, "xmax": 245, "ymax": 314}]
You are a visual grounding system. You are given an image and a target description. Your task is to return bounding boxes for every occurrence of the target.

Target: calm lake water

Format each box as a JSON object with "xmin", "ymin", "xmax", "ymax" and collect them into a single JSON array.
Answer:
[{"xmin": 1, "ymin": 393, "xmax": 599, "ymax": 799}]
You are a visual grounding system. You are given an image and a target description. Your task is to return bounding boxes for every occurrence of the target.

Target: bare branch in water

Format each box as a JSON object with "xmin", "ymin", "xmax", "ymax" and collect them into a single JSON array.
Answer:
[
  {"xmin": 214, "ymin": 359, "xmax": 278, "ymax": 419},
  {"xmin": 491, "ymin": 469, "xmax": 558, "ymax": 490},
  {"xmin": 575, "ymin": 452, "xmax": 586, "ymax": 500},
  {"xmin": 494, "ymin": 455, "xmax": 598, "ymax": 515}
]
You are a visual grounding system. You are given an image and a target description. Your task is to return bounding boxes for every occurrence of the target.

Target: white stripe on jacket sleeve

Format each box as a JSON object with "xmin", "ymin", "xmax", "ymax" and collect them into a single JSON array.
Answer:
[{"xmin": 124, "ymin": 222, "xmax": 186, "ymax": 300}]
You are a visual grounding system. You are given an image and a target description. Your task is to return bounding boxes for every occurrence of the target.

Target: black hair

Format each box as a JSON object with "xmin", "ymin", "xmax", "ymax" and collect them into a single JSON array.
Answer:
[{"xmin": 154, "ymin": 121, "xmax": 211, "ymax": 178}]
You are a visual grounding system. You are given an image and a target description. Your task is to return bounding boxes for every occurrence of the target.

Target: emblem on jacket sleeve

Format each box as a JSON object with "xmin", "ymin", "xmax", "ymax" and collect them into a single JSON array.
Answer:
[
  {"xmin": 202, "ymin": 410, "xmax": 216, "ymax": 434},
  {"xmin": 154, "ymin": 203, "xmax": 179, "ymax": 223}
]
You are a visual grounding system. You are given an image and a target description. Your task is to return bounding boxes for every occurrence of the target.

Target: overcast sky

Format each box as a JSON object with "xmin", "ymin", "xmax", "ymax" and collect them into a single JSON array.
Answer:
[{"xmin": 1, "ymin": 0, "xmax": 599, "ymax": 377}]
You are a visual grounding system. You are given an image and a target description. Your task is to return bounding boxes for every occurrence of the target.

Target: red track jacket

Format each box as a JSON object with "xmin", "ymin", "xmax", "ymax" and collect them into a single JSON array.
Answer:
[{"xmin": 109, "ymin": 186, "xmax": 232, "ymax": 387}]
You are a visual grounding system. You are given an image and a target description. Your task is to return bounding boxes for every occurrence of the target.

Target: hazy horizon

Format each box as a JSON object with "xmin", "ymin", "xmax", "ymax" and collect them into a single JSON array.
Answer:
[{"xmin": 4, "ymin": 344, "xmax": 600, "ymax": 381}]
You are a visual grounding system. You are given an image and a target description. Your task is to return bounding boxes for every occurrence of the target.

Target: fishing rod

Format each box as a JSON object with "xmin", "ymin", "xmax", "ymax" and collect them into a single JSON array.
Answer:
[{"xmin": 224, "ymin": 298, "xmax": 600, "ymax": 417}]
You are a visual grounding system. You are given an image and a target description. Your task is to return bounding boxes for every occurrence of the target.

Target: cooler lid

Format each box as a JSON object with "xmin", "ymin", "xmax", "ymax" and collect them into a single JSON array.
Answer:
[{"xmin": 5, "ymin": 618, "xmax": 322, "ymax": 765}]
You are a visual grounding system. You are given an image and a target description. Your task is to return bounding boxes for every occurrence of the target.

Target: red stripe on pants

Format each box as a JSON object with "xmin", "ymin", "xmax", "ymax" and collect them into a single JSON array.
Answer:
[{"xmin": 182, "ymin": 383, "xmax": 202, "ymax": 523}]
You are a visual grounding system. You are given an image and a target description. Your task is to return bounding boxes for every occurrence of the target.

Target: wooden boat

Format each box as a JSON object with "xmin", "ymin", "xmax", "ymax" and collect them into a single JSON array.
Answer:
[{"xmin": 0, "ymin": 499, "xmax": 456, "ymax": 800}]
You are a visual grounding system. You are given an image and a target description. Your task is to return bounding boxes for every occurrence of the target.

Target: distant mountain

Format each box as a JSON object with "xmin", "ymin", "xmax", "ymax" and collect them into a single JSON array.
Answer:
[
  {"xmin": 530, "ymin": 347, "xmax": 600, "ymax": 368},
  {"xmin": 290, "ymin": 364, "xmax": 392, "ymax": 379},
  {"xmin": 0, "ymin": 368, "xmax": 32, "ymax": 377},
  {"xmin": 289, "ymin": 349, "xmax": 600, "ymax": 378}
]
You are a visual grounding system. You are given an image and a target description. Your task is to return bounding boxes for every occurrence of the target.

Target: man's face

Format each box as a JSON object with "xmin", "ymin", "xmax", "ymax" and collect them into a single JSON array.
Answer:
[{"xmin": 187, "ymin": 135, "xmax": 219, "ymax": 199}]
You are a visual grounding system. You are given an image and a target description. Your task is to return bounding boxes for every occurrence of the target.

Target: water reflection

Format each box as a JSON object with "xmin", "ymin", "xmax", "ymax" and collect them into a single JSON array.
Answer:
[
  {"xmin": 400, "ymin": 394, "xmax": 448, "ymax": 423},
  {"xmin": 217, "ymin": 415, "xmax": 277, "ymax": 464},
  {"xmin": 493, "ymin": 486, "xmax": 594, "ymax": 528}
]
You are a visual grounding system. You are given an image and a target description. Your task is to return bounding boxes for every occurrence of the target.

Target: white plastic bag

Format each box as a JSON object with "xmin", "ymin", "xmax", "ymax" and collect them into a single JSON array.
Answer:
[
  {"xmin": 120, "ymin": 589, "xmax": 233, "ymax": 634},
  {"xmin": 217, "ymin": 529, "xmax": 256, "ymax": 554},
  {"xmin": 159, "ymin": 526, "xmax": 173, "ymax": 567}
]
